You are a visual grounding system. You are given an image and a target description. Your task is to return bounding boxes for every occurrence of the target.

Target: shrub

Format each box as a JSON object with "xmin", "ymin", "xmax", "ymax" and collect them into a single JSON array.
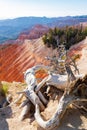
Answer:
[{"xmin": 0, "ymin": 84, "xmax": 8, "ymax": 96}]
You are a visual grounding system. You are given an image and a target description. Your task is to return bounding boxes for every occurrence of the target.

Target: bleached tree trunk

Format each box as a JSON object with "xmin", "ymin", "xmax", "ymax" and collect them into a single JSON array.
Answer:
[
  {"xmin": 19, "ymin": 100, "xmax": 31, "ymax": 121},
  {"xmin": 24, "ymin": 67, "xmax": 48, "ymax": 111},
  {"xmin": 38, "ymin": 91, "xmax": 48, "ymax": 105},
  {"xmin": 24, "ymin": 89, "xmax": 45, "ymax": 111},
  {"xmin": 35, "ymin": 73, "xmax": 84, "ymax": 93},
  {"xmin": 35, "ymin": 93, "xmax": 75, "ymax": 130},
  {"xmin": 19, "ymin": 98, "xmax": 29, "ymax": 108},
  {"xmin": 35, "ymin": 75, "xmax": 87, "ymax": 130},
  {"xmin": 65, "ymin": 65, "xmax": 76, "ymax": 82}
]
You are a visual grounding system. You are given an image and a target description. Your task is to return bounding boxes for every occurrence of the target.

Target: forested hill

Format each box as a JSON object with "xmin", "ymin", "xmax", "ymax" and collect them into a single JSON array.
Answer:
[{"xmin": 0, "ymin": 16, "xmax": 87, "ymax": 43}]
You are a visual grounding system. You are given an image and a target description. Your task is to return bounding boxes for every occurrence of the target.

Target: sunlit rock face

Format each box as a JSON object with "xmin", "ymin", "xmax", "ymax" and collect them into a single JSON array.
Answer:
[{"xmin": 0, "ymin": 38, "xmax": 55, "ymax": 82}]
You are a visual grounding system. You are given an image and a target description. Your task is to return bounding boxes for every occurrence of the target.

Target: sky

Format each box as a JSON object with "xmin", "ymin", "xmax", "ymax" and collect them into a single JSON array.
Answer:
[{"xmin": 0, "ymin": 0, "xmax": 87, "ymax": 19}]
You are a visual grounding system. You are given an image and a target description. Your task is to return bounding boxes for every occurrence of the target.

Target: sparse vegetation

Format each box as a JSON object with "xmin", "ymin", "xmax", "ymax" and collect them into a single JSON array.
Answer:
[{"xmin": 42, "ymin": 26, "xmax": 87, "ymax": 49}]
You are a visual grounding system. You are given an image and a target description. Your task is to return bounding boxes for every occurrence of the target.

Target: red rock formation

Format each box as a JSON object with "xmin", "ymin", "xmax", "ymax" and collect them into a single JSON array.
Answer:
[
  {"xmin": 18, "ymin": 24, "xmax": 49, "ymax": 40},
  {"xmin": 0, "ymin": 38, "xmax": 54, "ymax": 82}
]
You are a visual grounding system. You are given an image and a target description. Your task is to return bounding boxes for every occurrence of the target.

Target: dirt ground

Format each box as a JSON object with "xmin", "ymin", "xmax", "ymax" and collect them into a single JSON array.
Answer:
[{"xmin": 0, "ymin": 98, "xmax": 87, "ymax": 130}]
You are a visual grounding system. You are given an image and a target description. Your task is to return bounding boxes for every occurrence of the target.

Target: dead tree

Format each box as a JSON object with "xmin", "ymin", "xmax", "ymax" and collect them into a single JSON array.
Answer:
[
  {"xmin": 0, "ymin": 65, "xmax": 86, "ymax": 130},
  {"xmin": 15, "ymin": 65, "xmax": 83, "ymax": 122},
  {"xmin": 35, "ymin": 75, "xmax": 87, "ymax": 130}
]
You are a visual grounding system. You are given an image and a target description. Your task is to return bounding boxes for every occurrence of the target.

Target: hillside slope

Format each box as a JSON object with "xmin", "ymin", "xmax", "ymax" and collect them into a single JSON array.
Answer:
[
  {"xmin": 0, "ymin": 38, "xmax": 56, "ymax": 82},
  {"xmin": 69, "ymin": 37, "xmax": 87, "ymax": 74},
  {"xmin": 0, "ymin": 36, "xmax": 87, "ymax": 82},
  {"xmin": 77, "ymin": 37, "xmax": 87, "ymax": 74}
]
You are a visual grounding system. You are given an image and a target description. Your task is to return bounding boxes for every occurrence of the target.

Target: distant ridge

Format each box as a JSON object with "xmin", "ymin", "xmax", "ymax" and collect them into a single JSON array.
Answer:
[
  {"xmin": 18, "ymin": 24, "xmax": 49, "ymax": 40},
  {"xmin": 0, "ymin": 16, "xmax": 87, "ymax": 43}
]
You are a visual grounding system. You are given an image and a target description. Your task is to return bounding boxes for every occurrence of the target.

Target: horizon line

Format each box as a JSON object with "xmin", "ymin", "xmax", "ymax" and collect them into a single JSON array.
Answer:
[{"xmin": 0, "ymin": 14, "xmax": 87, "ymax": 20}]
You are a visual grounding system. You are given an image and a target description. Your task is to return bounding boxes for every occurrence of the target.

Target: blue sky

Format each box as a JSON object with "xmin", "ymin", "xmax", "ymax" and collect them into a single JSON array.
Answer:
[{"xmin": 0, "ymin": 0, "xmax": 87, "ymax": 19}]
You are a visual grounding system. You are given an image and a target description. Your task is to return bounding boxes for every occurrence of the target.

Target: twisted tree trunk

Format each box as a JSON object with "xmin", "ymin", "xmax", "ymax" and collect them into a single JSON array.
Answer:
[
  {"xmin": 35, "ymin": 75, "xmax": 87, "ymax": 130},
  {"xmin": 35, "ymin": 93, "xmax": 75, "ymax": 130}
]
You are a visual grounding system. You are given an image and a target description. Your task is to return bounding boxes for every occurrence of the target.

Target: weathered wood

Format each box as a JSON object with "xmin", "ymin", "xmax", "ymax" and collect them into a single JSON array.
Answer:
[
  {"xmin": 11, "ymin": 65, "xmax": 84, "ymax": 124},
  {"xmin": 14, "ymin": 93, "xmax": 24, "ymax": 104},
  {"xmin": 65, "ymin": 64, "xmax": 76, "ymax": 82},
  {"xmin": 35, "ymin": 73, "xmax": 84, "ymax": 92},
  {"xmin": 38, "ymin": 91, "xmax": 48, "ymax": 105},
  {"xmin": 24, "ymin": 89, "xmax": 45, "ymax": 111},
  {"xmin": 19, "ymin": 98, "xmax": 29, "ymax": 108},
  {"xmin": 35, "ymin": 93, "xmax": 75, "ymax": 130},
  {"xmin": 24, "ymin": 65, "xmax": 48, "ymax": 111},
  {"xmin": 24, "ymin": 65, "xmax": 83, "ymax": 93},
  {"xmin": 19, "ymin": 100, "xmax": 31, "ymax": 121},
  {"xmin": 35, "ymin": 75, "xmax": 87, "ymax": 130},
  {"xmin": 35, "ymin": 76, "xmax": 49, "ymax": 92}
]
